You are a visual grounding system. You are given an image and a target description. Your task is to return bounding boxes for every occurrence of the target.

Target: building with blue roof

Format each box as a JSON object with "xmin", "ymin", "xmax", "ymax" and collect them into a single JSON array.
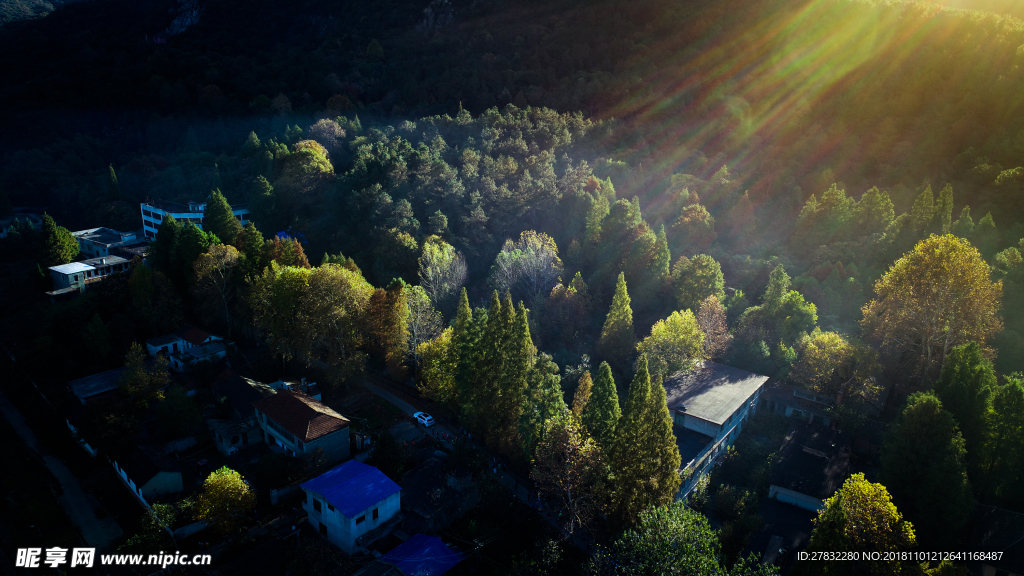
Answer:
[
  {"xmin": 381, "ymin": 534, "xmax": 462, "ymax": 576},
  {"xmin": 301, "ymin": 460, "xmax": 402, "ymax": 554}
]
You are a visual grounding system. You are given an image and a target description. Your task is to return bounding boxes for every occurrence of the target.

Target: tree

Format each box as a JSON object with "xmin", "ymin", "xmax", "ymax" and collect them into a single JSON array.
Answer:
[
  {"xmin": 40, "ymin": 213, "xmax": 79, "ymax": 266},
  {"xmin": 236, "ymin": 222, "xmax": 267, "ymax": 278},
  {"xmin": 248, "ymin": 176, "xmax": 279, "ymax": 233},
  {"xmin": 149, "ymin": 215, "xmax": 182, "ymax": 274},
  {"xmin": 672, "ymin": 254, "xmax": 726, "ymax": 312},
  {"xmin": 193, "ymin": 244, "xmax": 241, "ymax": 337},
  {"xmin": 790, "ymin": 329, "xmax": 881, "ymax": 406},
  {"xmin": 974, "ymin": 212, "xmax": 998, "ymax": 259},
  {"xmin": 909, "ymin": 186, "xmax": 934, "ymax": 234},
  {"xmin": 985, "ymin": 376, "xmax": 1024, "ymax": 508},
  {"xmin": 173, "ymin": 222, "xmax": 218, "ymax": 282},
  {"xmin": 697, "ymin": 295, "xmax": 732, "ymax": 360},
  {"xmin": 107, "ymin": 164, "xmax": 122, "ymax": 201},
  {"xmin": 637, "ymin": 310, "xmax": 705, "ymax": 378},
  {"xmin": 598, "ymin": 272, "xmax": 636, "ymax": 369},
  {"xmin": 800, "ymin": 473, "xmax": 916, "ymax": 576},
  {"xmin": 157, "ymin": 385, "xmax": 202, "ymax": 438},
  {"xmin": 82, "ymin": 313, "xmax": 111, "ymax": 365},
  {"xmin": 519, "ymin": 352, "xmax": 568, "ymax": 462},
  {"xmin": 935, "ymin": 183, "xmax": 954, "ymax": 234},
  {"xmin": 852, "ymin": 187, "xmax": 894, "ymax": 236},
  {"xmin": 571, "ymin": 371, "xmax": 593, "ymax": 418},
  {"xmin": 583, "ymin": 362, "xmax": 621, "ymax": 451},
  {"xmin": 880, "ymin": 392, "xmax": 973, "ymax": 548},
  {"xmin": 195, "ymin": 467, "xmax": 256, "ymax": 535},
  {"xmin": 264, "ymin": 236, "xmax": 310, "ymax": 268},
  {"xmin": 672, "ymin": 203, "xmax": 717, "ymax": 253},
  {"xmin": 366, "ymin": 280, "xmax": 410, "ymax": 379},
  {"xmin": 366, "ymin": 38, "xmax": 385, "ymax": 61},
  {"xmin": 307, "ymin": 118, "xmax": 345, "ymax": 157},
  {"xmin": 611, "ymin": 355, "xmax": 681, "ymax": 524},
  {"xmin": 488, "ymin": 230, "xmax": 563, "ymax": 305},
  {"xmin": 531, "ymin": 415, "xmax": 609, "ymax": 537},
  {"xmin": 418, "ymin": 327, "xmax": 458, "ymax": 406},
  {"xmin": 405, "ymin": 285, "xmax": 443, "ymax": 369},
  {"xmin": 546, "ymin": 272, "xmax": 591, "ymax": 348},
  {"xmin": 934, "ymin": 342, "xmax": 995, "ymax": 478},
  {"xmin": 119, "ymin": 342, "xmax": 169, "ymax": 409},
  {"xmin": 203, "ymin": 189, "xmax": 242, "ymax": 245},
  {"xmin": 418, "ymin": 236, "xmax": 468, "ymax": 315},
  {"xmin": 861, "ymin": 235, "xmax": 1003, "ymax": 385},
  {"xmin": 951, "ymin": 207, "xmax": 974, "ymax": 238},
  {"xmin": 612, "ymin": 501, "xmax": 775, "ymax": 576}
]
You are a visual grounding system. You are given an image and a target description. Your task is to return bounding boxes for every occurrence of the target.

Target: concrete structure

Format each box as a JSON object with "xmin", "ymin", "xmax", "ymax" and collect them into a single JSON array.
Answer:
[
  {"xmin": 664, "ymin": 362, "xmax": 769, "ymax": 498},
  {"xmin": 69, "ymin": 367, "xmax": 127, "ymax": 405},
  {"xmin": 208, "ymin": 371, "xmax": 277, "ymax": 455},
  {"xmin": 72, "ymin": 228, "xmax": 138, "ymax": 258},
  {"xmin": 269, "ymin": 377, "xmax": 322, "ymax": 401},
  {"xmin": 759, "ymin": 380, "xmax": 835, "ymax": 426},
  {"xmin": 110, "ymin": 444, "xmax": 184, "ymax": 507},
  {"xmin": 140, "ymin": 200, "xmax": 249, "ymax": 239},
  {"xmin": 48, "ymin": 256, "xmax": 130, "ymax": 291},
  {"xmin": 971, "ymin": 505, "xmax": 1024, "ymax": 576},
  {"xmin": 146, "ymin": 324, "xmax": 227, "ymax": 372},
  {"xmin": 253, "ymin": 390, "xmax": 351, "ymax": 463},
  {"xmin": 349, "ymin": 534, "xmax": 462, "ymax": 576},
  {"xmin": 302, "ymin": 461, "xmax": 401, "ymax": 554},
  {"xmin": 767, "ymin": 424, "xmax": 851, "ymax": 512}
]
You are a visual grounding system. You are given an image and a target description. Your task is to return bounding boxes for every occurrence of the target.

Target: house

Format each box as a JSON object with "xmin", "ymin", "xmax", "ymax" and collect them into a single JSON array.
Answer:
[
  {"xmin": 69, "ymin": 367, "xmax": 127, "ymax": 405},
  {"xmin": 301, "ymin": 461, "xmax": 402, "ymax": 554},
  {"xmin": 767, "ymin": 423, "xmax": 851, "ymax": 512},
  {"xmin": 109, "ymin": 444, "xmax": 184, "ymax": 507},
  {"xmin": 971, "ymin": 505, "xmax": 1024, "ymax": 576},
  {"xmin": 72, "ymin": 227, "xmax": 138, "ymax": 258},
  {"xmin": 146, "ymin": 324, "xmax": 227, "ymax": 372},
  {"xmin": 208, "ymin": 372, "xmax": 277, "ymax": 456},
  {"xmin": 140, "ymin": 200, "xmax": 249, "ymax": 239},
  {"xmin": 48, "ymin": 256, "xmax": 130, "ymax": 292},
  {"xmin": 759, "ymin": 380, "xmax": 834, "ymax": 426},
  {"xmin": 253, "ymin": 390, "xmax": 351, "ymax": 463},
  {"xmin": 663, "ymin": 362, "xmax": 769, "ymax": 497},
  {"xmin": 352, "ymin": 533, "xmax": 463, "ymax": 576},
  {"xmin": 269, "ymin": 377, "xmax": 322, "ymax": 400}
]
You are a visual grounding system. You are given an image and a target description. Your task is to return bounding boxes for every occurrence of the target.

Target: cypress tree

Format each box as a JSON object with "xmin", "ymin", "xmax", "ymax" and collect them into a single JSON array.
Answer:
[
  {"xmin": 456, "ymin": 303, "xmax": 487, "ymax": 430},
  {"xmin": 571, "ymin": 371, "xmax": 593, "ymax": 418},
  {"xmin": 951, "ymin": 206, "xmax": 974, "ymax": 238},
  {"xmin": 582, "ymin": 361, "xmax": 621, "ymax": 451},
  {"xmin": 935, "ymin": 183, "xmax": 954, "ymax": 234},
  {"xmin": 40, "ymin": 213, "xmax": 79, "ymax": 266},
  {"xmin": 935, "ymin": 342, "xmax": 995, "ymax": 478},
  {"xmin": 610, "ymin": 354, "xmax": 654, "ymax": 524},
  {"xmin": 235, "ymin": 223, "xmax": 266, "ymax": 278},
  {"xmin": 150, "ymin": 215, "xmax": 182, "ymax": 274},
  {"xmin": 975, "ymin": 212, "xmax": 998, "ymax": 259},
  {"xmin": 643, "ymin": 369, "xmax": 682, "ymax": 506},
  {"xmin": 173, "ymin": 222, "xmax": 217, "ymax": 281},
  {"xmin": 108, "ymin": 164, "xmax": 122, "ymax": 201},
  {"xmin": 910, "ymin": 186, "xmax": 935, "ymax": 233},
  {"xmin": 598, "ymin": 272, "xmax": 636, "ymax": 370},
  {"xmin": 204, "ymin": 189, "xmax": 243, "ymax": 245},
  {"xmin": 653, "ymin": 225, "xmax": 671, "ymax": 279}
]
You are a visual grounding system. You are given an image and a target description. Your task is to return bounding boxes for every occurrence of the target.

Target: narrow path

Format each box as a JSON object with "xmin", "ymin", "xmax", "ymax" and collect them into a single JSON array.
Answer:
[{"xmin": 0, "ymin": 390, "xmax": 123, "ymax": 548}]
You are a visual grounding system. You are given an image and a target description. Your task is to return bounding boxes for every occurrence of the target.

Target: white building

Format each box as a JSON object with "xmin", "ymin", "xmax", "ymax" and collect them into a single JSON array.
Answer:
[
  {"xmin": 252, "ymin": 390, "xmax": 351, "ymax": 464},
  {"xmin": 302, "ymin": 461, "xmax": 402, "ymax": 554},
  {"xmin": 110, "ymin": 444, "xmax": 183, "ymax": 508},
  {"xmin": 48, "ymin": 256, "xmax": 131, "ymax": 292},
  {"xmin": 662, "ymin": 362, "xmax": 769, "ymax": 498},
  {"xmin": 72, "ymin": 228, "xmax": 139, "ymax": 258},
  {"xmin": 145, "ymin": 324, "xmax": 227, "ymax": 372},
  {"xmin": 140, "ymin": 200, "xmax": 249, "ymax": 239}
]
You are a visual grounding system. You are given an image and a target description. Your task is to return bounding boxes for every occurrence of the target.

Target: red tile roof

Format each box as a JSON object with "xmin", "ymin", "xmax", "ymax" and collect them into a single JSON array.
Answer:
[
  {"xmin": 252, "ymin": 391, "xmax": 350, "ymax": 442},
  {"xmin": 175, "ymin": 323, "xmax": 211, "ymax": 347}
]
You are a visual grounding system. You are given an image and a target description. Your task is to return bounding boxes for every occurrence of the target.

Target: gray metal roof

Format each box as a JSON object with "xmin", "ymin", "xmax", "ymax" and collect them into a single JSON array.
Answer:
[
  {"xmin": 69, "ymin": 367, "xmax": 126, "ymax": 403},
  {"xmin": 82, "ymin": 256, "xmax": 129, "ymax": 266},
  {"xmin": 662, "ymin": 362, "xmax": 769, "ymax": 425},
  {"xmin": 50, "ymin": 262, "xmax": 95, "ymax": 274}
]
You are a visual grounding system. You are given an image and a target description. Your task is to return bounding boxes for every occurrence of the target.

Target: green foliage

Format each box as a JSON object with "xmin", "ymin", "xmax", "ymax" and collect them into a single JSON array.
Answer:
[
  {"xmin": 173, "ymin": 222, "xmax": 218, "ymax": 281},
  {"xmin": 119, "ymin": 342, "xmax": 169, "ymax": 409},
  {"xmin": 583, "ymin": 361, "xmax": 621, "ymax": 452},
  {"xmin": 637, "ymin": 309, "xmax": 705, "ymax": 378},
  {"xmin": 984, "ymin": 375, "xmax": 1024, "ymax": 509},
  {"xmin": 203, "ymin": 189, "xmax": 243, "ymax": 245},
  {"xmin": 598, "ymin": 272, "xmax": 636, "ymax": 370},
  {"xmin": 672, "ymin": 254, "xmax": 726, "ymax": 312},
  {"xmin": 149, "ymin": 215, "xmax": 182, "ymax": 275},
  {"xmin": 40, "ymin": 213, "xmax": 79, "ymax": 266},
  {"xmin": 880, "ymin": 393, "xmax": 973, "ymax": 548},
  {"xmin": 935, "ymin": 342, "xmax": 996, "ymax": 478},
  {"xmin": 195, "ymin": 467, "xmax": 256, "ymax": 535},
  {"xmin": 157, "ymin": 385, "xmax": 202, "ymax": 438}
]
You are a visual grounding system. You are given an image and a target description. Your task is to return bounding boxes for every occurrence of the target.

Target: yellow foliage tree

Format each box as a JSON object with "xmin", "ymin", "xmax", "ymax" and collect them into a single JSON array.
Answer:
[{"xmin": 195, "ymin": 467, "xmax": 256, "ymax": 535}]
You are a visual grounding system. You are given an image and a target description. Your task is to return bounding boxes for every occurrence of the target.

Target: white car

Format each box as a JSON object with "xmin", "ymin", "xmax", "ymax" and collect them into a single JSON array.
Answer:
[{"xmin": 413, "ymin": 412, "xmax": 435, "ymax": 427}]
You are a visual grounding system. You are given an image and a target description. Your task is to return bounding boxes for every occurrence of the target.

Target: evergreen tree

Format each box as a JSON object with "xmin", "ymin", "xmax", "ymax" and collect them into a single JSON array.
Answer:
[
  {"xmin": 571, "ymin": 370, "xmax": 593, "ymax": 418},
  {"xmin": 149, "ymin": 215, "xmax": 182, "ymax": 274},
  {"xmin": 880, "ymin": 392, "xmax": 973, "ymax": 548},
  {"xmin": 935, "ymin": 342, "xmax": 995, "ymax": 479},
  {"xmin": 235, "ymin": 223, "xmax": 266, "ymax": 278},
  {"xmin": 975, "ymin": 212, "xmax": 998, "ymax": 259},
  {"xmin": 951, "ymin": 206, "xmax": 974, "ymax": 238},
  {"xmin": 986, "ymin": 377, "xmax": 1024, "ymax": 508},
  {"xmin": 40, "ymin": 213, "xmax": 79, "ymax": 266},
  {"xmin": 203, "ymin": 189, "xmax": 242, "ymax": 245},
  {"xmin": 519, "ymin": 352, "xmax": 567, "ymax": 461},
  {"xmin": 493, "ymin": 296, "xmax": 533, "ymax": 457},
  {"xmin": 108, "ymin": 164, "xmax": 122, "ymax": 201},
  {"xmin": 248, "ymin": 176, "xmax": 278, "ymax": 234},
  {"xmin": 652, "ymin": 225, "xmax": 671, "ymax": 279},
  {"xmin": 935, "ymin": 183, "xmax": 954, "ymax": 234},
  {"xmin": 172, "ymin": 222, "xmax": 217, "ymax": 282},
  {"xmin": 598, "ymin": 272, "xmax": 636, "ymax": 370},
  {"xmin": 367, "ymin": 279, "xmax": 410, "ymax": 379},
  {"xmin": 583, "ymin": 361, "xmax": 622, "ymax": 451},
  {"xmin": 672, "ymin": 254, "xmax": 725, "ymax": 312},
  {"xmin": 909, "ymin": 186, "xmax": 935, "ymax": 233},
  {"xmin": 611, "ymin": 355, "xmax": 681, "ymax": 524}
]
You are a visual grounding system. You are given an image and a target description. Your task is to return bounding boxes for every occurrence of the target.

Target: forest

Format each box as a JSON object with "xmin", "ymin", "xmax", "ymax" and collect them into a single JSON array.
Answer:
[{"xmin": 2, "ymin": 0, "xmax": 1024, "ymax": 573}]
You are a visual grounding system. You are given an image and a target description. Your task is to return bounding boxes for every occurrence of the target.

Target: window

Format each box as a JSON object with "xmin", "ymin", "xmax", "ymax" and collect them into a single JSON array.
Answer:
[
  {"xmin": 313, "ymin": 499, "xmax": 321, "ymax": 513},
  {"xmin": 372, "ymin": 508, "xmax": 379, "ymax": 520},
  {"xmin": 327, "ymin": 503, "xmax": 335, "ymax": 512},
  {"xmin": 319, "ymin": 523, "xmax": 327, "ymax": 536},
  {"xmin": 356, "ymin": 514, "xmax": 366, "ymax": 524}
]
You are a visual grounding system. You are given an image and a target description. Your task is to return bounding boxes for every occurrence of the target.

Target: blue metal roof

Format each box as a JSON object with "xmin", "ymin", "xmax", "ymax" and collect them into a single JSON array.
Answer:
[
  {"xmin": 381, "ymin": 534, "xmax": 462, "ymax": 576},
  {"xmin": 301, "ymin": 461, "xmax": 400, "ymax": 518}
]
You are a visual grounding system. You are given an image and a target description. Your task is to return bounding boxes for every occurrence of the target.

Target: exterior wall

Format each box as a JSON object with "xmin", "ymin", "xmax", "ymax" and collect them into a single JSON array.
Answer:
[
  {"xmin": 140, "ymin": 472, "xmax": 184, "ymax": 500},
  {"xmin": 146, "ymin": 338, "xmax": 188, "ymax": 357},
  {"xmin": 682, "ymin": 415, "xmax": 721, "ymax": 437},
  {"xmin": 51, "ymin": 269, "xmax": 88, "ymax": 290},
  {"xmin": 141, "ymin": 204, "xmax": 250, "ymax": 238},
  {"xmin": 305, "ymin": 428, "xmax": 350, "ymax": 464},
  {"xmin": 304, "ymin": 489, "xmax": 401, "ymax": 554},
  {"xmin": 768, "ymin": 485, "xmax": 824, "ymax": 512}
]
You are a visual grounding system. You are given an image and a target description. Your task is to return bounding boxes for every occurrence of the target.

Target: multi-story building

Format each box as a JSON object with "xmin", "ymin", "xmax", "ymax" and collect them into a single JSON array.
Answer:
[
  {"xmin": 663, "ymin": 362, "xmax": 770, "ymax": 498},
  {"xmin": 302, "ymin": 461, "xmax": 402, "ymax": 554},
  {"xmin": 139, "ymin": 200, "xmax": 249, "ymax": 239},
  {"xmin": 72, "ymin": 228, "xmax": 139, "ymax": 258},
  {"xmin": 48, "ymin": 256, "xmax": 131, "ymax": 292}
]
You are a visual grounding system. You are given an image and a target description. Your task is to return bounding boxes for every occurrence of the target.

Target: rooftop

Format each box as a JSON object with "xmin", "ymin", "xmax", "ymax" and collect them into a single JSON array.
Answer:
[
  {"xmin": 142, "ymin": 200, "xmax": 249, "ymax": 214},
  {"xmin": 212, "ymin": 371, "xmax": 276, "ymax": 419},
  {"xmin": 381, "ymin": 534, "xmax": 462, "ymax": 576},
  {"xmin": 72, "ymin": 227, "xmax": 136, "ymax": 246},
  {"xmin": 145, "ymin": 323, "xmax": 214, "ymax": 348},
  {"xmin": 301, "ymin": 461, "xmax": 401, "ymax": 518},
  {"xmin": 50, "ymin": 262, "xmax": 95, "ymax": 274},
  {"xmin": 768, "ymin": 423, "xmax": 851, "ymax": 501},
  {"xmin": 81, "ymin": 255, "xmax": 129, "ymax": 267},
  {"xmin": 69, "ymin": 367, "xmax": 126, "ymax": 403},
  {"xmin": 252, "ymin": 390, "xmax": 350, "ymax": 442},
  {"xmin": 663, "ymin": 362, "xmax": 769, "ymax": 425}
]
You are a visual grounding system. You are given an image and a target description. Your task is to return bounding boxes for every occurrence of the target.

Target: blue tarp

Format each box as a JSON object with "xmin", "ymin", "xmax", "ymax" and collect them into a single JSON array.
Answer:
[
  {"xmin": 301, "ymin": 461, "xmax": 400, "ymax": 518},
  {"xmin": 381, "ymin": 534, "xmax": 462, "ymax": 576}
]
